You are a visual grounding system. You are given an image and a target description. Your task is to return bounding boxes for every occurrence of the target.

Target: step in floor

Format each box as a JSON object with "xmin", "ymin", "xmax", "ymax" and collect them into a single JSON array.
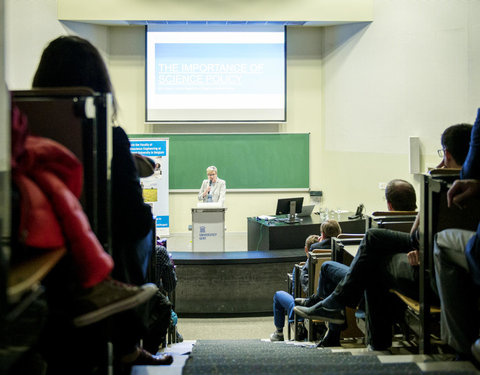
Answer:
[{"xmin": 131, "ymin": 339, "xmax": 479, "ymax": 375}]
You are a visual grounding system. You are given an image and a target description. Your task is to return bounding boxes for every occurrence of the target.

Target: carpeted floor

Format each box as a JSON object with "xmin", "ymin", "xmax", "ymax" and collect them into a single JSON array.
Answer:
[{"xmin": 182, "ymin": 340, "xmax": 430, "ymax": 375}]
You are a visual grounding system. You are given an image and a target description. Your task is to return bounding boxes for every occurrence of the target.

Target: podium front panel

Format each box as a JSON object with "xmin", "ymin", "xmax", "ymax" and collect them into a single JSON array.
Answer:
[{"xmin": 192, "ymin": 208, "xmax": 226, "ymax": 252}]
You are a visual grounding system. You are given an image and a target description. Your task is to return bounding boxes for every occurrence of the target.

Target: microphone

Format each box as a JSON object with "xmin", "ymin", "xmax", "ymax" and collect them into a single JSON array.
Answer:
[{"xmin": 207, "ymin": 179, "xmax": 213, "ymax": 202}]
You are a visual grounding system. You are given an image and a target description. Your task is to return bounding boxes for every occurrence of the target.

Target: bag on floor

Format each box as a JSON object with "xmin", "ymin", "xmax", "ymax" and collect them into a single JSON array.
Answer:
[{"xmin": 141, "ymin": 291, "xmax": 172, "ymax": 354}]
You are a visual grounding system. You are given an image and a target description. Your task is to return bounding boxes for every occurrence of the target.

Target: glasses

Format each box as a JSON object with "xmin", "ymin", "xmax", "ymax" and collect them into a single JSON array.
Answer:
[
  {"xmin": 207, "ymin": 173, "xmax": 216, "ymax": 176},
  {"xmin": 437, "ymin": 148, "xmax": 445, "ymax": 158}
]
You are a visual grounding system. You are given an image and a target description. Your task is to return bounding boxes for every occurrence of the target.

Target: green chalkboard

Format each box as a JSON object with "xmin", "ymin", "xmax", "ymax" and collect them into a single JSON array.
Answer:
[{"xmin": 129, "ymin": 133, "xmax": 309, "ymax": 190}]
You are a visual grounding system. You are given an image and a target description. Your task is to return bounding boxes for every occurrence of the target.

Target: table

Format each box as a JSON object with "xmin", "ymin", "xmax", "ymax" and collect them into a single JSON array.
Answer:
[{"xmin": 247, "ymin": 212, "xmax": 365, "ymax": 251}]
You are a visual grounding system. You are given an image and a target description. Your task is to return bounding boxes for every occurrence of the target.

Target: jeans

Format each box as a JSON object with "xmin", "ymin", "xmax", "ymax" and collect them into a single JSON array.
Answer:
[
  {"xmin": 434, "ymin": 228, "xmax": 478, "ymax": 356},
  {"xmin": 318, "ymin": 261, "xmax": 349, "ymax": 335},
  {"xmin": 318, "ymin": 261, "xmax": 349, "ymax": 298},
  {"xmin": 273, "ymin": 291, "xmax": 295, "ymax": 329}
]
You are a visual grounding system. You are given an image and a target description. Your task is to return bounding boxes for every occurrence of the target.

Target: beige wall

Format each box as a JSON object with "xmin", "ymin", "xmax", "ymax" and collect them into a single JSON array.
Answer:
[
  {"xmin": 57, "ymin": 0, "xmax": 373, "ymax": 24},
  {"xmin": 320, "ymin": 0, "xmax": 480, "ymax": 215},
  {"xmin": 4, "ymin": 0, "xmax": 480, "ymax": 235}
]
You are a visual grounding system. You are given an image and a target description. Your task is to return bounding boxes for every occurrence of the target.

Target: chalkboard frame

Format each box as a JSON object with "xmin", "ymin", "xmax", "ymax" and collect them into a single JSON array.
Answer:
[{"xmin": 129, "ymin": 133, "xmax": 309, "ymax": 191}]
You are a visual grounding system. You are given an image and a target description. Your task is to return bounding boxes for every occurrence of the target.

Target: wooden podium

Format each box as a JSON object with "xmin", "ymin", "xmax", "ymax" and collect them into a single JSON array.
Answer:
[{"xmin": 191, "ymin": 205, "xmax": 226, "ymax": 252}]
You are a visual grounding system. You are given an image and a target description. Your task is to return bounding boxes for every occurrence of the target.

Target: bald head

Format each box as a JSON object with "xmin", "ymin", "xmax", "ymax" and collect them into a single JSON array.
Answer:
[{"xmin": 385, "ymin": 179, "xmax": 417, "ymax": 211}]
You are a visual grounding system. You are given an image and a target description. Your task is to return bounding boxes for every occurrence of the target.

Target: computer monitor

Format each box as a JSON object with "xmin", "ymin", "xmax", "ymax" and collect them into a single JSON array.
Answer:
[{"xmin": 275, "ymin": 197, "xmax": 304, "ymax": 216}]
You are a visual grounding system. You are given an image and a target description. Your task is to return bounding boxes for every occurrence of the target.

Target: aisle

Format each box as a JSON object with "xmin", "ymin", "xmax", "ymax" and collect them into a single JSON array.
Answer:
[{"xmin": 131, "ymin": 340, "xmax": 479, "ymax": 375}]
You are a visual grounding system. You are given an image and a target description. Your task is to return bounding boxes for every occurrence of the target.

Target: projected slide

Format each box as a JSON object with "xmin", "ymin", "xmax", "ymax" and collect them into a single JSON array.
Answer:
[{"xmin": 146, "ymin": 25, "xmax": 286, "ymax": 122}]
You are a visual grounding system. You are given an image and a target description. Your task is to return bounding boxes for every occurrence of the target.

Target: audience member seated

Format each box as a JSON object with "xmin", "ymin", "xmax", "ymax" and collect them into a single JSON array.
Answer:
[
  {"xmin": 295, "ymin": 178, "xmax": 417, "ymax": 347},
  {"xmin": 31, "ymin": 35, "xmax": 173, "ymax": 370},
  {"xmin": 10, "ymin": 104, "xmax": 158, "ymax": 327},
  {"xmin": 270, "ymin": 220, "xmax": 341, "ymax": 342},
  {"xmin": 433, "ymin": 109, "xmax": 480, "ymax": 364},
  {"xmin": 309, "ymin": 220, "xmax": 342, "ymax": 251},
  {"xmin": 294, "ymin": 123, "xmax": 472, "ymax": 350}
]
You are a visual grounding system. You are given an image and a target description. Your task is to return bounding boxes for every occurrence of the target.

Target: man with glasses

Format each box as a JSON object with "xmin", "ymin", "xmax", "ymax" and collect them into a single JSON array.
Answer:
[{"xmin": 436, "ymin": 123, "xmax": 473, "ymax": 169}]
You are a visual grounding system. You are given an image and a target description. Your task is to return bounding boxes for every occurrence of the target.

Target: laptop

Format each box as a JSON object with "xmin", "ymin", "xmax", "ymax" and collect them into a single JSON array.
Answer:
[{"xmin": 297, "ymin": 204, "xmax": 315, "ymax": 217}]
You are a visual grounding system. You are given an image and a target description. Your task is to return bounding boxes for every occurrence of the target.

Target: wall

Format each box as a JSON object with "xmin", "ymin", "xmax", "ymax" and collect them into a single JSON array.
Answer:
[
  {"xmin": 57, "ymin": 0, "xmax": 373, "ymax": 24},
  {"xmin": 319, "ymin": 0, "xmax": 480, "ymax": 213},
  {"xmin": 4, "ymin": 0, "xmax": 480, "ymax": 236},
  {"xmin": 4, "ymin": 0, "xmax": 109, "ymax": 90}
]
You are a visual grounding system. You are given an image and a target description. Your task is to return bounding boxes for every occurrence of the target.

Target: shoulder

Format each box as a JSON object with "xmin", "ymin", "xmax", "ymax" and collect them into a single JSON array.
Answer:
[
  {"xmin": 217, "ymin": 178, "xmax": 226, "ymax": 185},
  {"xmin": 112, "ymin": 126, "xmax": 127, "ymax": 139},
  {"xmin": 155, "ymin": 245, "xmax": 170, "ymax": 261},
  {"xmin": 112, "ymin": 126, "xmax": 130, "ymax": 147},
  {"xmin": 311, "ymin": 239, "xmax": 331, "ymax": 250}
]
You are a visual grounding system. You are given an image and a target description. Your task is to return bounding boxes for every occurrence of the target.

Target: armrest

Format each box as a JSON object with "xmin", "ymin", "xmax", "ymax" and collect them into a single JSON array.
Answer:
[
  {"xmin": 337, "ymin": 233, "xmax": 364, "ymax": 239},
  {"xmin": 8, "ymin": 247, "xmax": 66, "ymax": 304},
  {"xmin": 311, "ymin": 249, "xmax": 331, "ymax": 254}
]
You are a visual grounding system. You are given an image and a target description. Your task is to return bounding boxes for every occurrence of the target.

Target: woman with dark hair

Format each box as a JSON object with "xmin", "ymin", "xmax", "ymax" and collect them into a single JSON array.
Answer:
[{"xmin": 32, "ymin": 35, "xmax": 172, "ymax": 370}]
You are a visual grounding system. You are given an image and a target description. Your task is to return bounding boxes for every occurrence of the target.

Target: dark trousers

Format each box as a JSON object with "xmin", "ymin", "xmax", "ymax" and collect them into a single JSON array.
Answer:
[{"xmin": 331, "ymin": 228, "xmax": 417, "ymax": 349}]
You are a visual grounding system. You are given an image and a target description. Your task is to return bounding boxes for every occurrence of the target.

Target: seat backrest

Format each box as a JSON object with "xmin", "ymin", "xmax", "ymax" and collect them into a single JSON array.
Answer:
[
  {"xmin": 370, "ymin": 219, "xmax": 416, "ymax": 233},
  {"xmin": 427, "ymin": 168, "xmax": 462, "ymax": 176},
  {"xmin": 292, "ymin": 263, "xmax": 306, "ymax": 298},
  {"xmin": 307, "ymin": 249, "xmax": 332, "ymax": 296},
  {"xmin": 419, "ymin": 173, "xmax": 480, "ymax": 353},
  {"xmin": 11, "ymin": 88, "xmax": 113, "ymax": 250},
  {"xmin": 331, "ymin": 236, "xmax": 363, "ymax": 264},
  {"xmin": 370, "ymin": 211, "xmax": 417, "ymax": 216},
  {"xmin": 367, "ymin": 211, "xmax": 417, "ymax": 233}
]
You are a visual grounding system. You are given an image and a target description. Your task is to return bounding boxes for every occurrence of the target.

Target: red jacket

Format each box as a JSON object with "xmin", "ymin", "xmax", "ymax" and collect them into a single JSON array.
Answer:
[{"xmin": 12, "ymin": 106, "xmax": 113, "ymax": 288}]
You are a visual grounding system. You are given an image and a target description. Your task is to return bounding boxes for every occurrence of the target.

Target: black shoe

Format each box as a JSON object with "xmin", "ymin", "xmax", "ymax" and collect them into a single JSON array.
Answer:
[
  {"xmin": 296, "ymin": 323, "xmax": 308, "ymax": 341},
  {"xmin": 294, "ymin": 302, "xmax": 345, "ymax": 324},
  {"xmin": 316, "ymin": 329, "xmax": 341, "ymax": 347},
  {"xmin": 295, "ymin": 294, "xmax": 320, "ymax": 307}
]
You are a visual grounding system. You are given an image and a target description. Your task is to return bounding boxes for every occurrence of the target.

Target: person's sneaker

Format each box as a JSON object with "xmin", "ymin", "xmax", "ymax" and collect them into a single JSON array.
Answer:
[
  {"xmin": 176, "ymin": 331, "xmax": 184, "ymax": 343},
  {"xmin": 293, "ymin": 302, "xmax": 345, "ymax": 324},
  {"xmin": 270, "ymin": 331, "xmax": 284, "ymax": 342},
  {"xmin": 295, "ymin": 294, "xmax": 320, "ymax": 307},
  {"xmin": 73, "ymin": 278, "xmax": 158, "ymax": 327}
]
